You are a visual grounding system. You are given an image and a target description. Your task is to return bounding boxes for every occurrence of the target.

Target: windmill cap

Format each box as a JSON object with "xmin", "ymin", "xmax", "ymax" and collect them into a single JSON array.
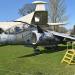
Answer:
[{"xmin": 32, "ymin": 1, "xmax": 47, "ymax": 4}]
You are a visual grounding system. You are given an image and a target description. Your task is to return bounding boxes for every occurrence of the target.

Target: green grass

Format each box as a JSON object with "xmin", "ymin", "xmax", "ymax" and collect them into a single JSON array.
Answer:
[{"xmin": 0, "ymin": 45, "xmax": 75, "ymax": 75}]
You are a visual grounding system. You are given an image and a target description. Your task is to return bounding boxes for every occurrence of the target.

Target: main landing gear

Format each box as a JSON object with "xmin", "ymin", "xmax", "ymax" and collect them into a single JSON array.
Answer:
[{"xmin": 44, "ymin": 45, "xmax": 58, "ymax": 50}]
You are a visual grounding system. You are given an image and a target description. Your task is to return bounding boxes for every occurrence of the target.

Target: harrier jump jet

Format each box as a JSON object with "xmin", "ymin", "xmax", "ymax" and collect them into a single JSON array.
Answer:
[
  {"xmin": 0, "ymin": 1, "xmax": 74, "ymax": 54},
  {"xmin": 0, "ymin": 21, "xmax": 75, "ymax": 54}
]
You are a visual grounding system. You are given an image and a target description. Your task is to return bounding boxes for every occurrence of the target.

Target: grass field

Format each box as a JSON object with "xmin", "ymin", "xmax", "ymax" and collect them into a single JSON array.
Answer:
[{"xmin": 0, "ymin": 45, "xmax": 75, "ymax": 75}]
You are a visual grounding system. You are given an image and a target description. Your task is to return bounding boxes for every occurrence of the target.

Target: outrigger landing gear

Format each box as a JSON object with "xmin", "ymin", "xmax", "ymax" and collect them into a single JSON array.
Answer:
[{"xmin": 33, "ymin": 45, "xmax": 40, "ymax": 55}]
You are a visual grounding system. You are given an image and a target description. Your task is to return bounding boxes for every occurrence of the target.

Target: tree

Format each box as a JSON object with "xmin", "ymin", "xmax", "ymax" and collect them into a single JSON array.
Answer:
[
  {"xmin": 48, "ymin": 0, "xmax": 68, "ymax": 31},
  {"xmin": 19, "ymin": 4, "xmax": 36, "ymax": 16},
  {"xmin": 59, "ymin": 26, "xmax": 68, "ymax": 33}
]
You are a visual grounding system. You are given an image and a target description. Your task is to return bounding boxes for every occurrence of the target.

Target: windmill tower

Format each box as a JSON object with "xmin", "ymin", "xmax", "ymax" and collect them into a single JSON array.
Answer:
[
  {"xmin": 31, "ymin": 1, "xmax": 48, "ymax": 28},
  {"xmin": 32, "ymin": 1, "xmax": 47, "ymax": 11}
]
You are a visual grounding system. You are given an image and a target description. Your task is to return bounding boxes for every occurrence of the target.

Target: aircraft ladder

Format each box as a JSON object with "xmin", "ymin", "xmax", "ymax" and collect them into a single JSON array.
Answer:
[{"xmin": 61, "ymin": 42, "xmax": 75, "ymax": 64}]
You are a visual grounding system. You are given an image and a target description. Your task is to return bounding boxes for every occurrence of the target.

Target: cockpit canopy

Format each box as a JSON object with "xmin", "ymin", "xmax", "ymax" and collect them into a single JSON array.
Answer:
[{"xmin": 4, "ymin": 24, "xmax": 36, "ymax": 34}]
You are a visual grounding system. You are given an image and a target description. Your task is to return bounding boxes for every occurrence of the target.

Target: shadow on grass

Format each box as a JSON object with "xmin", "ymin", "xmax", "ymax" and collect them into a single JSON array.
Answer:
[
  {"xmin": 18, "ymin": 45, "xmax": 73, "ymax": 58},
  {"xmin": 18, "ymin": 53, "xmax": 36, "ymax": 58},
  {"xmin": 0, "ymin": 44, "xmax": 8, "ymax": 47}
]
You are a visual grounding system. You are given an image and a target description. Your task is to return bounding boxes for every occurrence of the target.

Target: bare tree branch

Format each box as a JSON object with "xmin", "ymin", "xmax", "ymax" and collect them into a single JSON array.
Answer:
[
  {"xmin": 19, "ymin": 4, "xmax": 36, "ymax": 16},
  {"xmin": 48, "ymin": 0, "xmax": 68, "ymax": 32}
]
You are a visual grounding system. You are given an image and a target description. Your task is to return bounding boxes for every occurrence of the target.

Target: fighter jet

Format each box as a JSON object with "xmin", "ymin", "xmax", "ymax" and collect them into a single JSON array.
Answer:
[
  {"xmin": 0, "ymin": 21, "xmax": 75, "ymax": 54},
  {"xmin": 0, "ymin": 1, "xmax": 74, "ymax": 54}
]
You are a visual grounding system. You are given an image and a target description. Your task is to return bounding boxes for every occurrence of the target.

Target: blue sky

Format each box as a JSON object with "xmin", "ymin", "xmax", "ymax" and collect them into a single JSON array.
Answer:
[{"xmin": 0, "ymin": 0, "xmax": 75, "ymax": 29}]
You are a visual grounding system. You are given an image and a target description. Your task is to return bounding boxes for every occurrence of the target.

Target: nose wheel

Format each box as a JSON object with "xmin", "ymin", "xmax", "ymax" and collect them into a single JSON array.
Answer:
[
  {"xmin": 33, "ymin": 45, "xmax": 40, "ymax": 55},
  {"xmin": 34, "ymin": 48, "xmax": 40, "ymax": 55}
]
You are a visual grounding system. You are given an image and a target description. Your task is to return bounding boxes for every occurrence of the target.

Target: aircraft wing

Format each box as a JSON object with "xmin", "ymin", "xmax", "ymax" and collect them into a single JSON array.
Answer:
[{"xmin": 50, "ymin": 31, "xmax": 75, "ymax": 41}]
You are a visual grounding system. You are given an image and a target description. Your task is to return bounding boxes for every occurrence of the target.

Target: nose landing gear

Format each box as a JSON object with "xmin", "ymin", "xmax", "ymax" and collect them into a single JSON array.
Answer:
[{"xmin": 33, "ymin": 45, "xmax": 40, "ymax": 55}]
